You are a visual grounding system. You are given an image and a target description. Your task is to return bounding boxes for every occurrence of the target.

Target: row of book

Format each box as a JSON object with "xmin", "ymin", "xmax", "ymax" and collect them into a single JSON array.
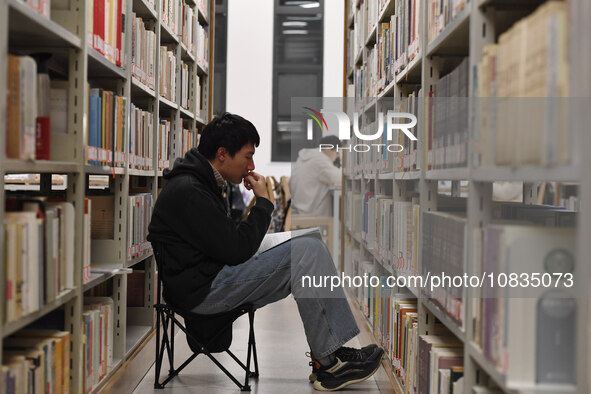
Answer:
[
  {"xmin": 421, "ymin": 210, "xmax": 466, "ymax": 326},
  {"xmin": 347, "ymin": 256, "xmax": 516, "ymax": 394},
  {"xmin": 83, "ymin": 297, "xmax": 114, "ymax": 393},
  {"xmin": 194, "ymin": 23, "xmax": 209, "ymax": 69},
  {"xmin": 473, "ymin": 1, "xmax": 571, "ymax": 168},
  {"xmin": 374, "ymin": 0, "xmax": 421, "ymax": 92},
  {"xmin": 168, "ymin": 0, "xmax": 209, "ymax": 69},
  {"xmin": 365, "ymin": 0, "xmax": 379, "ymax": 40},
  {"xmin": 6, "ymin": 55, "xmax": 66, "ymax": 161},
  {"xmin": 161, "ymin": 0, "xmax": 182, "ymax": 36},
  {"xmin": 179, "ymin": 62, "xmax": 191, "ymax": 110},
  {"xmin": 426, "ymin": 58, "xmax": 469, "ymax": 170},
  {"xmin": 131, "ymin": 14, "xmax": 157, "ymax": 90},
  {"xmin": 344, "ymin": 195, "xmax": 418, "ymax": 277},
  {"xmin": 474, "ymin": 222, "xmax": 576, "ymax": 386},
  {"xmin": 87, "ymin": 0, "xmax": 128, "ymax": 67},
  {"xmin": 159, "ymin": 47, "xmax": 177, "ymax": 102},
  {"xmin": 352, "ymin": 63, "xmax": 369, "ymax": 105},
  {"xmin": 127, "ymin": 194, "xmax": 153, "ymax": 260},
  {"xmin": 196, "ymin": 0, "xmax": 208, "ymax": 18},
  {"xmin": 394, "ymin": 90, "xmax": 421, "ymax": 172},
  {"xmin": 157, "ymin": 119, "xmax": 171, "ymax": 170},
  {"xmin": 427, "ymin": 0, "xmax": 469, "ymax": 45},
  {"xmin": 421, "ymin": 201, "xmax": 575, "ymax": 328},
  {"xmin": 347, "ymin": 263, "xmax": 468, "ymax": 394},
  {"xmin": 349, "ymin": 3, "xmax": 365, "ymax": 71},
  {"xmin": 3, "ymin": 199, "xmax": 78, "ymax": 323},
  {"xmin": 15, "ymin": 0, "xmax": 50, "ymax": 18},
  {"xmin": 2, "ymin": 329, "xmax": 70, "ymax": 394},
  {"xmin": 180, "ymin": 128, "xmax": 199, "ymax": 158},
  {"xmin": 87, "ymin": 194, "xmax": 153, "ymax": 262},
  {"xmin": 180, "ymin": 1, "xmax": 198, "ymax": 56},
  {"xmin": 342, "ymin": 90, "xmax": 421, "ymax": 175},
  {"xmin": 87, "ymin": 88, "xmax": 127, "ymax": 167},
  {"xmin": 129, "ymin": 104, "xmax": 155, "ymax": 171}
]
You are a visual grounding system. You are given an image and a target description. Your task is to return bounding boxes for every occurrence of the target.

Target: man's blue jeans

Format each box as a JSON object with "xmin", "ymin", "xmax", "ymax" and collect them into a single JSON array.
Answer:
[{"xmin": 192, "ymin": 233, "xmax": 360, "ymax": 359}]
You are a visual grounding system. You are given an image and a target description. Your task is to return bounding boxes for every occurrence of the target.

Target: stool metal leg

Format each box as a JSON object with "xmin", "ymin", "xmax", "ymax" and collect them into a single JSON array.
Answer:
[
  {"xmin": 154, "ymin": 308, "xmax": 164, "ymax": 389},
  {"xmin": 154, "ymin": 306, "xmax": 259, "ymax": 391},
  {"xmin": 249, "ymin": 310, "xmax": 259, "ymax": 378},
  {"xmin": 169, "ymin": 311, "xmax": 175, "ymax": 375}
]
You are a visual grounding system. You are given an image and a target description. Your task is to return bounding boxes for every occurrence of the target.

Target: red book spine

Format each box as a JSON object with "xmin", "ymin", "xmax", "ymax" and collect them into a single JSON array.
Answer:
[
  {"xmin": 35, "ymin": 117, "xmax": 51, "ymax": 160},
  {"xmin": 115, "ymin": 0, "xmax": 123, "ymax": 66},
  {"xmin": 94, "ymin": 0, "xmax": 105, "ymax": 55}
]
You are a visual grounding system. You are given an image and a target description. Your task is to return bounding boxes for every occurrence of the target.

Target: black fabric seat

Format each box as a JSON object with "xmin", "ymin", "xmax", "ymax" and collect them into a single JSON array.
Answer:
[{"xmin": 153, "ymin": 250, "xmax": 259, "ymax": 391}]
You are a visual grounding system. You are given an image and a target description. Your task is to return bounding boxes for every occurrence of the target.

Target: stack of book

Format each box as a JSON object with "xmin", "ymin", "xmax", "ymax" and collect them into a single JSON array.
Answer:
[
  {"xmin": 161, "ymin": 0, "xmax": 182, "ymax": 36},
  {"xmin": 129, "ymin": 103, "xmax": 154, "ymax": 171},
  {"xmin": 474, "ymin": 223, "xmax": 576, "ymax": 386},
  {"xmin": 131, "ymin": 14, "xmax": 156, "ymax": 90},
  {"xmin": 421, "ymin": 211, "xmax": 467, "ymax": 325},
  {"xmin": 427, "ymin": 0, "xmax": 469, "ymax": 44},
  {"xmin": 158, "ymin": 119, "xmax": 171, "ymax": 170},
  {"xmin": 390, "ymin": 0, "xmax": 421, "ymax": 78},
  {"xmin": 87, "ymin": 88, "xmax": 128, "ymax": 167},
  {"xmin": 5, "ymin": 54, "xmax": 73, "ymax": 162},
  {"xmin": 396, "ymin": 89, "xmax": 421, "ymax": 172},
  {"xmin": 197, "ymin": 0, "xmax": 208, "ymax": 19},
  {"xmin": 181, "ymin": 1, "xmax": 198, "ymax": 56},
  {"xmin": 16, "ymin": 0, "xmax": 50, "ymax": 17},
  {"xmin": 83, "ymin": 297, "xmax": 114, "ymax": 392},
  {"xmin": 417, "ymin": 334, "xmax": 463, "ymax": 394},
  {"xmin": 127, "ymin": 193, "xmax": 153, "ymax": 260},
  {"xmin": 159, "ymin": 47, "xmax": 176, "ymax": 102},
  {"xmin": 425, "ymin": 58, "xmax": 469, "ymax": 170},
  {"xmin": 3, "ymin": 199, "xmax": 75, "ymax": 323},
  {"xmin": 195, "ymin": 23, "xmax": 209, "ymax": 69},
  {"xmin": 180, "ymin": 128, "xmax": 198, "ymax": 156},
  {"xmin": 473, "ymin": 1, "xmax": 570, "ymax": 168},
  {"xmin": 180, "ymin": 61, "xmax": 191, "ymax": 110},
  {"xmin": 2, "ymin": 329, "xmax": 71, "ymax": 394},
  {"xmin": 87, "ymin": 0, "xmax": 128, "ymax": 66}
]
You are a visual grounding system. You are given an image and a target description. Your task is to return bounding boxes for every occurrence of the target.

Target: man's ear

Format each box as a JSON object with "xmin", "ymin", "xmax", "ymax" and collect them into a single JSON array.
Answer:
[{"xmin": 216, "ymin": 147, "xmax": 228, "ymax": 162}]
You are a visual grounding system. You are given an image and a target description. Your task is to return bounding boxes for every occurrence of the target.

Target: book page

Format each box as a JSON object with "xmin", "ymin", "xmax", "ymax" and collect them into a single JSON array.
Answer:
[{"xmin": 256, "ymin": 227, "xmax": 320, "ymax": 255}]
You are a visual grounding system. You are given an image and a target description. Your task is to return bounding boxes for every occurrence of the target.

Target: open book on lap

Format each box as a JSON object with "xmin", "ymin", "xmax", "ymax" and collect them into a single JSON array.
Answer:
[{"xmin": 256, "ymin": 227, "xmax": 321, "ymax": 256}]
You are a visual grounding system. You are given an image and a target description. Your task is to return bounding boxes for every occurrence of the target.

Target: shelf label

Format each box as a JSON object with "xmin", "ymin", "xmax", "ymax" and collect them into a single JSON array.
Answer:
[{"xmin": 87, "ymin": 146, "xmax": 98, "ymax": 162}]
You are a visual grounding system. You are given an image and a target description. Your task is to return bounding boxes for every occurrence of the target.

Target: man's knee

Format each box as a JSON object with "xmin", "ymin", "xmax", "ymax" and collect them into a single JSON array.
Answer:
[{"xmin": 292, "ymin": 234, "xmax": 326, "ymax": 252}]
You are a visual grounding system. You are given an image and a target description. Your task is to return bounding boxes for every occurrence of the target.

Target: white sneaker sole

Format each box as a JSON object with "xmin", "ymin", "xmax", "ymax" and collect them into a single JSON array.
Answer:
[{"xmin": 312, "ymin": 357, "xmax": 382, "ymax": 391}]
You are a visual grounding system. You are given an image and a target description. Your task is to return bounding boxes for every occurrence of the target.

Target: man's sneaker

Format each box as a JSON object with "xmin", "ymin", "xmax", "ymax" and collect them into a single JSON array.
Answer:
[
  {"xmin": 313, "ymin": 346, "xmax": 384, "ymax": 391},
  {"xmin": 307, "ymin": 344, "xmax": 379, "ymax": 383}
]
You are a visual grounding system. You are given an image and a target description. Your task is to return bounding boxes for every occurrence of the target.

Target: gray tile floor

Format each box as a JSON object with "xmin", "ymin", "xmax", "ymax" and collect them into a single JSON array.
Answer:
[{"xmin": 133, "ymin": 296, "xmax": 381, "ymax": 393}]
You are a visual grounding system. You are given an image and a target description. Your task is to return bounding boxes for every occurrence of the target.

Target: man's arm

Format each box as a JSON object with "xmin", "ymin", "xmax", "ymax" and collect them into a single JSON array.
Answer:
[
  {"xmin": 164, "ymin": 171, "xmax": 273, "ymax": 266},
  {"xmin": 319, "ymin": 159, "xmax": 342, "ymax": 186},
  {"xmin": 175, "ymin": 185, "xmax": 274, "ymax": 266}
]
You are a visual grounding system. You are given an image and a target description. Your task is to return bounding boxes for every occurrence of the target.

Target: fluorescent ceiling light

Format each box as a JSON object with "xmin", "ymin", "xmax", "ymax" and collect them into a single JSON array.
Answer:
[
  {"xmin": 282, "ymin": 30, "xmax": 309, "ymax": 34},
  {"xmin": 282, "ymin": 21, "xmax": 308, "ymax": 27},
  {"xmin": 286, "ymin": 15, "xmax": 321, "ymax": 21},
  {"xmin": 300, "ymin": 1, "xmax": 319, "ymax": 8}
]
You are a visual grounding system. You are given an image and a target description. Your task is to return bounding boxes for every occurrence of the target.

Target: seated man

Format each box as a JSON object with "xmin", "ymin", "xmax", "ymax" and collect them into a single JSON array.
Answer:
[
  {"xmin": 290, "ymin": 135, "xmax": 342, "ymax": 217},
  {"xmin": 147, "ymin": 113, "xmax": 383, "ymax": 391}
]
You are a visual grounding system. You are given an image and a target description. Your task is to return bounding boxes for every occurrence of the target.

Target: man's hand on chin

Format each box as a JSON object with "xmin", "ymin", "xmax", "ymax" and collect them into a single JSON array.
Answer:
[{"xmin": 244, "ymin": 171, "xmax": 270, "ymax": 201}]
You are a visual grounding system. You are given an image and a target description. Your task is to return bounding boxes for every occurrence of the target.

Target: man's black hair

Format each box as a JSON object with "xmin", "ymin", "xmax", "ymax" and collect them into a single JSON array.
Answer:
[
  {"xmin": 198, "ymin": 112, "xmax": 261, "ymax": 159},
  {"xmin": 319, "ymin": 135, "xmax": 341, "ymax": 148}
]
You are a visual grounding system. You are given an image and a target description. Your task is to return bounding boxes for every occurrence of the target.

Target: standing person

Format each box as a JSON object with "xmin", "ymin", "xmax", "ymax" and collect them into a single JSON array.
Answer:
[
  {"xmin": 290, "ymin": 135, "xmax": 342, "ymax": 217},
  {"xmin": 147, "ymin": 113, "xmax": 383, "ymax": 391}
]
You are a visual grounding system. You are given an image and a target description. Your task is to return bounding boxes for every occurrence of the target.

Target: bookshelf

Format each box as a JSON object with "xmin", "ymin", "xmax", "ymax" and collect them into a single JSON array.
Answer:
[
  {"xmin": 343, "ymin": 0, "xmax": 589, "ymax": 393},
  {"xmin": 0, "ymin": 0, "xmax": 212, "ymax": 392}
]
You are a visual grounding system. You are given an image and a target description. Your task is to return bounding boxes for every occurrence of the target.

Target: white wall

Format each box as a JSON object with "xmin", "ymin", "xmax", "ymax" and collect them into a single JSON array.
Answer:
[
  {"xmin": 323, "ymin": 0, "xmax": 345, "ymax": 98},
  {"xmin": 226, "ymin": 0, "xmax": 344, "ymax": 179}
]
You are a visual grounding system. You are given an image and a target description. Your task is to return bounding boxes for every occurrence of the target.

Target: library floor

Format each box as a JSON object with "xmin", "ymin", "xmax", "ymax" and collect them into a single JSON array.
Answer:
[{"xmin": 131, "ymin": 296, "xmax": 386, "ymax": 393}]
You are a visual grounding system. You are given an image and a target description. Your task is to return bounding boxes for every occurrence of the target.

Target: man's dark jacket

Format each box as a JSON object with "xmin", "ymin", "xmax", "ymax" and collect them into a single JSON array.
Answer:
[{"xmin": 147, "ymin": 148, "xmax": 274, "ymax": 311}]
